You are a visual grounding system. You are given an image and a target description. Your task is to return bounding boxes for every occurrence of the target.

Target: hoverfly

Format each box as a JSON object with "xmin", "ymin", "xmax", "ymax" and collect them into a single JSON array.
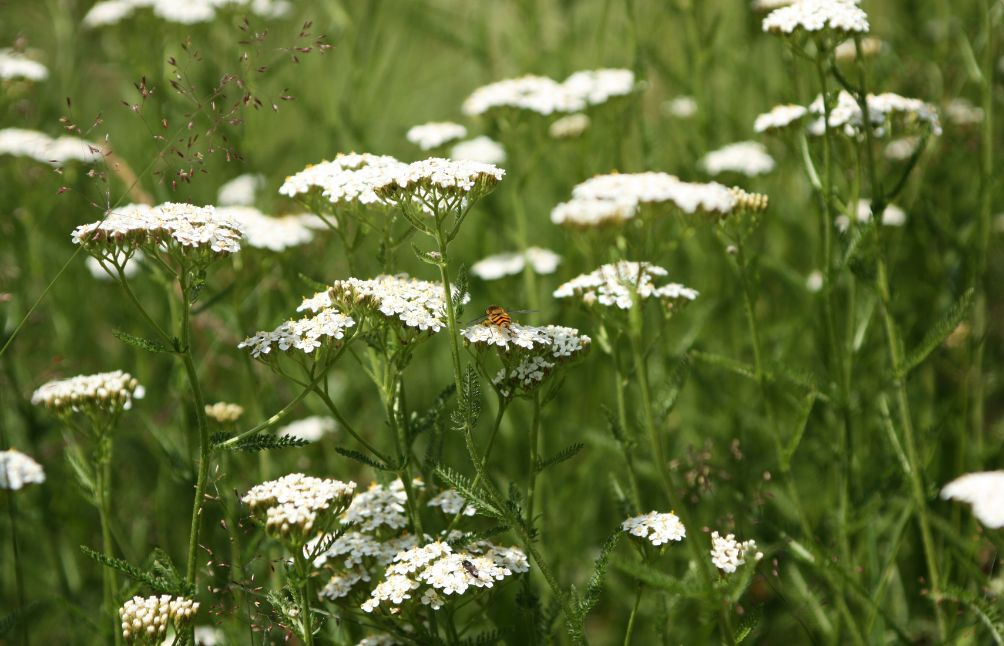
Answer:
[
  {"xmin": 468, "ymin": 305, "xmax": 536, "ymax": 329},
  {"xmin": 461, "ymin": 559, "xmax": 480, "ymax": 579}
]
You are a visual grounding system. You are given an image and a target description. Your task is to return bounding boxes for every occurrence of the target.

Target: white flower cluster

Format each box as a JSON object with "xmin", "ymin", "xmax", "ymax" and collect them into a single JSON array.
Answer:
[
  {"xmin": 449, "ymin": 136, "xmax": 507, "ymax": 166},
  {"xmin": 119, "ymin": 595, "xmax": 198, "ymax": 645},
  {"xmin": 554, "ymin": 261, "xmax": 698, "ymax": 310},
  {"xmin": 279, "ymin": 153, "xmax": 407, "ymax": 208},
  {"xmin": 84, "ymin": 0, "xmax": 290, "ymax": 27},
  {"xmin": 278, "ymin": 416, "xmax": 337, "ymax": 443},
  {"xmin": 0, "ymin": 128, "xmax": 101, "ymax": 165},
  {"xmin": 314, "ymin": 531, "xmax": 417, "ymax": 571},
  {"xmin": 0, "ymin": 449, "xmax": 46, "ymax": 491},
  {"xmin": 216, "ymin": 206, "xmax": 316, "ymax": 252},
  {"xmin": 471, "ymin": 247, "xmax": 561, "ymax": 281},
  {"xmin": 553, "ymin": 172, "xmax": 737, "ymax": 227},
  {"xmin": 427, "ymin": 489, "xmax": 477, "ymax": 517},
  {"xmin": 318, "ymin": 567, "xmax": 371, "ymax": 600},
  {"xmin": 621, "ymin": 512, "xmax": 686, "ymax": 546},
  {"xmin": 373, "ymin": 157, "xmax": 505, "ymax": 208},
  {"xmin": 356, "ymin": 635, "xmax": 400, "ymax": 646},
  {"xmin": 700, "ymin": 141, "xmax": 776, "ymax": 177},
  {"xmin": 664, "ymin": 96, "xmax": 698, "ymax": 119},
  {"xmin": 31, "ymin": 370, "xmax": 144, "ymax": 415},
  {"xmin": 342, "ymin": 479, "xmax": 412, "ymax": 532},
  {"xmin": 549, "ymin": 113, "xmax": 590, "ymax": 139},
  {"xmin": 489, "ymin": 326, "xmax": 591, "ymax": 397},
  {"xmin": 406, "ymin": 122, "xmax": 468, "ymax": 150},
  {"xmin": 72, "ymin": 203, "xmax": 244, "ymax": 259},
  {"xmin": 710, "ymin": 531, "xmax": 763, "ymax": 574},
  {"xmin": 204, "ymin": 402, "xmax": 244, "ymax": 424},
  {"xmin": 242, "ymin": 473, "xmax": 356, "ymax": 544},
  {"xmin": 944, "ymin": 98, "xmax": 985, "ymax": 127},
  {"xmin": 835, "ymin": 199, "xmax": 905, "ymax": 232},
  {"xmin": 762, "ymin": 0, "xmax": 869, "ymax": 36},
  {"xmin": 941, "ymin": 471, "xmax": 1004, "ymax": 529},
  {"xmin": 808, "ymin": 91, "xmax": 942, "ymax": 137},
  {"xmin": 361, "ymin": 540, "xmax": 528, "ymax": 612},
  {"xmin": 217, "ymin": 173, "xmax": 264, "ymax": 206},
  {"xmin": 461, "ymin": 323, "xmax": 552, "ymax": 351},
  {"xmin": 0, "ymin": 49, "xmax": 48, "ymax": 81},
  {"xmin": 463, "ymin": 69, "xmax": 635, "ymax": 116},
  {"xmin": 753, "ymin": 104, "xmax": 809, "ymax": 133},
  {"xmin": 238, "ymin": 308, "xmax": 355, "ymax": 359},
  {"xmin": 322, "ymin": 274, "xmax": 459, "ymax": 333}
]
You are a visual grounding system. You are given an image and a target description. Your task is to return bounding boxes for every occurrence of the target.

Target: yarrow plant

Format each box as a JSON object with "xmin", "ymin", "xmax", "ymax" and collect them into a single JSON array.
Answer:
[{"xmin": 118, "ymin": 595, "xmax": 199, "ymax": 645}]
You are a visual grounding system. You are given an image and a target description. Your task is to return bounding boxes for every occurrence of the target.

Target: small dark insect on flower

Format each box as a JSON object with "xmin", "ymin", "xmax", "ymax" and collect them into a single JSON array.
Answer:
[{"xmin": 461, "ymin": 559, "xmax": 479, "ymax": 578}]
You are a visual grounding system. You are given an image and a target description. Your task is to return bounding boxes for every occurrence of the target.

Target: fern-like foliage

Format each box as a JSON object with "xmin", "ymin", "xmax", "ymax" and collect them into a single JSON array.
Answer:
[
  {"xmin": 734, "ymin": 605, "xmax": 762, "ymax": 643},
  {"xmin": 80, "ymin": 545, "xmax": 194, "ymax": 596},
  {"xmin": 941, "ymin": 584, "xmax": 1004, "ymax": 645},
  {"xmin": 567, "ymin": 530, "xmax": 622, "ymax": 642},
  {"xmin": 435, "ymin": 466, "xmax": 503, "ymax": 520},
  {"xmin": 410, "ymin": 383, "xmax": 455, "ymax": 442},
  {"xmin": 216, "ymin": 433, "xmax": 309, "ymax": 452},
  {"xmin": 536, "ymin": 442, "xmax": 585, "ymax": 473},
  {"xmin": 451, "ymin": 366, "xmax": 481, "ymax": 432},
  {"xmin": 335, "ymin": 447, "xmax": 391, "ymax": 471},
  {"xmin": 113, "ymin": 329, "xmax": 176, "ymax": 354},
  {"xmin": 904, "ymin": 288, "xmax": 974, "ymax": 375},
  {"xmin": 0, "ymin": 602, "xmax": 41, "ymax": 637},
  {"xmin": 459, "ymin": 629, "xmax": 505, "ymax": 645},
  {"xmin": 453, "ymin": 264, "xmax": 469, "ymax": 318}
]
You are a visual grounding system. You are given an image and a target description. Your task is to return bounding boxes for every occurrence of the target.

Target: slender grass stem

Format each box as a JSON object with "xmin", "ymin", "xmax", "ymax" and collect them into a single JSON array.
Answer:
[
  {"xmin": 94, "ymin": 435, "xmax": 122, "ymax": 646},
  {"xmin": 5, "ymin": 483, "xmax": 29, "ymax": 646},
  {"xmin": 293, "ymin": 550, "xmax": 315, "ymax": 646},
  {"xmin": 622, "ymin": 582, "xmax": 644, "ymax": 646}
]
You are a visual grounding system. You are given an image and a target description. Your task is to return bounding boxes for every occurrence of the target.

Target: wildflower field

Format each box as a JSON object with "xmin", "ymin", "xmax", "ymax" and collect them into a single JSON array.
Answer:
[{"xmin": 1, "ymin": 0, "xmax": 1002, "ymax": 643}]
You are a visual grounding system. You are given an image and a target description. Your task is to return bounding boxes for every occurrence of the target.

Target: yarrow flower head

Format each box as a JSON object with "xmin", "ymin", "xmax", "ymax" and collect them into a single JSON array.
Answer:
[
  {"xmin": 0, "ymin": 49, "xmax": 48, "ymax": 81},
  {"xmin": 278, "ymin": 416, "xmax": 337, "ymax": 443},
  {"xmin": 361, "ymin": 540, "xmax": 528, "ymax": 613},
  {"xmin": 762, "ymin": 0, "xmax": 869, "ymax": 36},
  {"xmin": 407, "ymin": 122, "xmax": 467, "ymax": 151},
  {"xmin": 84, "ymin": 0, "xmax": 290, "ymax": 28},
  {"xmin": 217, "ymin": 173, "xmax": 264, "ymax": 206},
  {"xmin": 554, "ymin": 261, "xmax": 698, "ymax": 311},
  {"xmin": 710, "ymin": 531, "xmax": 763, "ymax": 574},
  {"xmin": 554, "ymin": 172, "xmax": 738, "ymax": 228},
  {"xmin": 548, "ymin": 113, "xmax": 590, "ymax": 139},
  {"xmin": 279, "ymin": 153, "xmax": 408, "ymax": 209},
  {"xmin": 700, "ymin": 141, "xmax": 776, "ymax": 177},
  {"xmin": 204, "ymin": 402, "xmax": 244, "ymax": 424},
  {"xmin": 754, "ymin": 104, "xmax": 809, "ymax": 133},
  {"xmin": 0, "ymin": 449, "xmax": 46, "ymax": 490},
  {"xmin": 216, "ymin": 206, "xmax": 317, "ymax": 252},
  {"xmin": 238, "ymin": 308, "xmax": 356, "ymax": 359},
  {"xmin": 342, "ymin": 479, "xmax": 414, "ymax": 532},
  {"xmin": 0, "ymin": 128, "xmax": 101, "ymax": 165},
  {"xmin": 72, "ymin": 203, "xmax": 243, "ymax": 265},
  {"xmin": 471, "ymin": 247, "xmax": 561, "ymax": 280},
  {"xmin": 461, "ymin": 321, "xmax": 552, "ymax": 352},
  {"xmin": 317, "ymin": 274, "xmax": 464, "ymax": 334},
  {"xmin": 427, "ymin": 489, "xmax": 477, "ymax": 517},
  {"xmin": 807, "ymin": 91, "xmax": 942, "ymax": 138},
  {"xmin": 941, "ymin": 471, "xmax": 1004, "ymax": 528},
  {"xmin": 242, "ymin": 473, "xmax": 356, "ymax": 545},
  {"xmin": 32, "ymin": 370, "xmax": 145, "ymax": 417},
  {"xmin": 374, "ymin": 157, "xmax": 505, "ymax": 213},
  {"xmin": 119, "ymin": 595, "xmax": 199, "ymax": 645},
  {"xmin": 449, "ymin": 136, "xmax": 507, "ymax": 166},
  {"xmin": 462, "ymin": 69, "xmax": 635, "ymax": 117},
  {"xmin": 622, "ymin": 512, "xmax": 686, "ymax": 546}
]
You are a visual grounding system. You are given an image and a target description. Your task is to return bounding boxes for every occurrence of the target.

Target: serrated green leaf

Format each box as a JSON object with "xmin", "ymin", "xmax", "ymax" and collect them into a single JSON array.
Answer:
[
  {"xmin": 215, "ymin": 433, "xmax": 309, "ymax": 452},
  {"xmin": 335, "ymin": 447, "xmax": 391, "ymax": 471},
  {"xmin": 80, "ymin": 546, "xmax": 193, "ymax": 596},
  {"xmin": 903, "ymin": 288, "xmax": 974, "ymax": 374},
  {"xmin": 536, "ymin": 442, "xmax": 585, "ymax": 473},
  {"xmin": 113, "ymin": 329, "xmax": 174, "ymax": 354},
  {"xmin": 435, "ymin": 466, "xmax": 503, "ymax": 519}
]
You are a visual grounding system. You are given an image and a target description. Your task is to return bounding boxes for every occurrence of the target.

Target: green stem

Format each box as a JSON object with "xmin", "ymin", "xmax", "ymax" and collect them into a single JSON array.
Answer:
[
  {"xmin": 95, "ymin": 435, "xmax": 122, "ymax": 646},
  {"xmin": 294, "ymin": 550, "xmax": 315, "ymax": 646},
  {"xmin": 5, "ymin": 481, "xmax": 29, "ymax": 646},
  {"xmin": 181, "ymin": 284, "xmax": 212, "ymax": 587},
  {"xmin": 525, "ymin": 392, "xmax": 541, "ymax": 530},
  {"xmin": 625, "ymin": 301, "xmax": 732, "ymax": 644},
  {"xmin": 434, "ymin": 229, "xmax": 466, "ymax": 396},
  {"xmin": 611, "ymin": 343, "xmax": 643, "ymax": 510},
  {"xmin": 445, "ymin": 398, "xmax": 508, "ymax": 534},
  {"xmin": 623, "ymin": 582, "xmax": 644, "ymax": 646},
  {"xmin": 875, "ymin": 258, "xmax": 945, "ymax": 638}
]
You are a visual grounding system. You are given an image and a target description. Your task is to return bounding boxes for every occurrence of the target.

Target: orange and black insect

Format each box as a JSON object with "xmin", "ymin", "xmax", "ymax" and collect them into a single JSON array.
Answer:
[{"xmin": 468, "ymin": 305, "xmax": 536, "ymax": 329}]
